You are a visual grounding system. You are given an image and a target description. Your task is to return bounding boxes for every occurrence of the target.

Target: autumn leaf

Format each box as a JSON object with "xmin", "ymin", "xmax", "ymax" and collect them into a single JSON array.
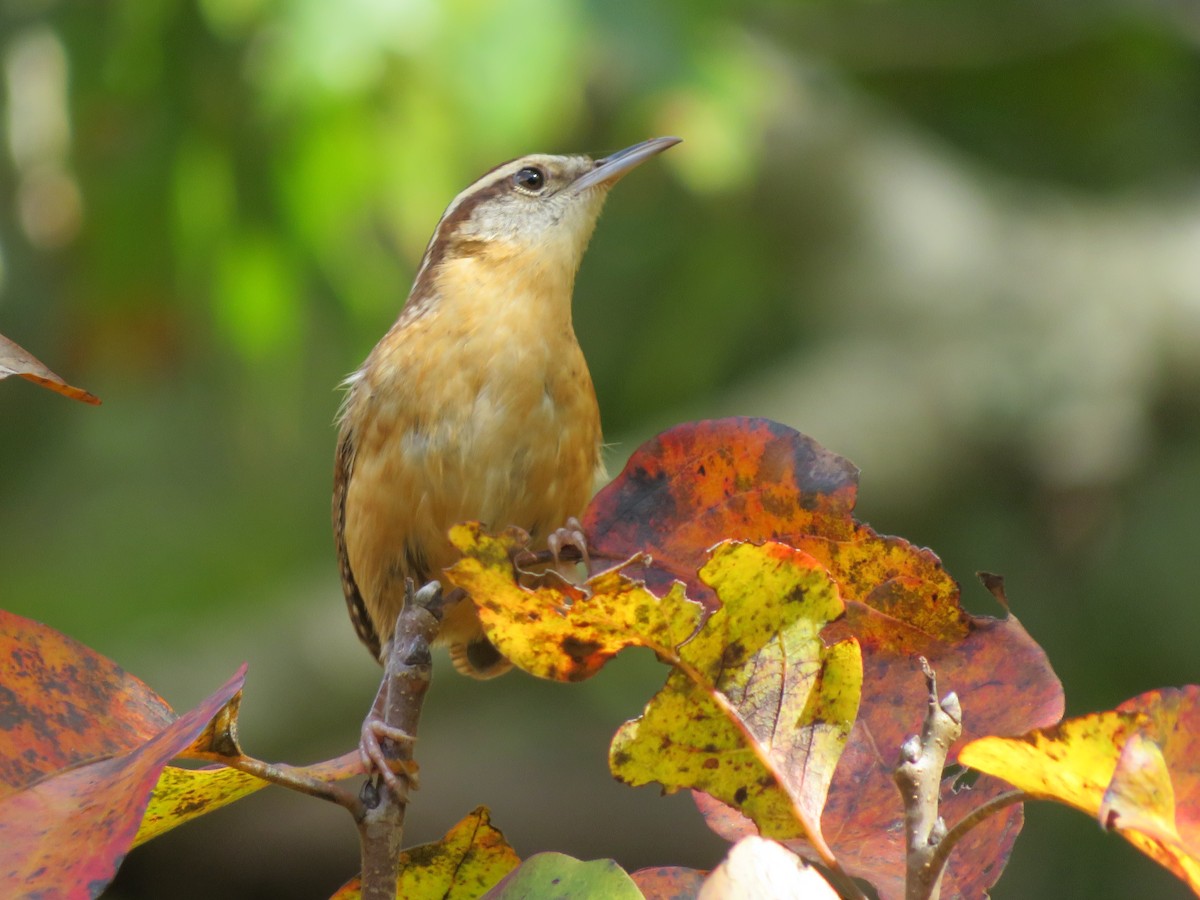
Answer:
[
  {"xmin": 583, "ymin": 418, "xmax": 1064, "ymax": 898},
  {"xmin": 0, "ymin": 609, "xmax": 174, "ymax": 797},
  {"xmin": 960, "ymin": 686, "xmax": 1200, "ymax": 894},
  {"xmin": 134, "ymin": 680, "xmax": 365, "ymax": 846},
  {"xmin": 0, "ymin": 668, "xmax": 246, "ymax": 898},
  {"xmin": 133, "ymin": 764, "xmax": 267, "ymax": 847},
  {"xmin": 629, "ymin": 866, "xmax": 708, "ymax": 900},
  {"xmin": 611, "ymin": 541, "xmax": 860, "ymax": 860},
  {"xmin": 134, "ymin": 751, "xmax": 363, "ymax": 848},
  {"xmin": 448, "ymin": 527, "xmax": 861, "ymax": 859},
  {"xmin": 331, "ymin": 806, "xmax": 520, "ymax": 900},
  {"xmin": 446, "ymin": 523, "xmax": 702, "ymax": 682},
  {"xmin": 0, "ymin": 331, "xmax": 100, "ymax": 404}
]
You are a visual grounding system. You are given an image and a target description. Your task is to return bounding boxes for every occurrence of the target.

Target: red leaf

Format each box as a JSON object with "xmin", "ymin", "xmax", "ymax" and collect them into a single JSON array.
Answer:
[
  {"xmin": 585, "ymin": 417, "xmax": 858, "ymax": 605},
  {"xmin": 0, "ymin": 610, "xmax": 174, "ymax": 796},
  {"xmin": 0, "ymin": 668, "xmax": 245, "ymax": 899}
]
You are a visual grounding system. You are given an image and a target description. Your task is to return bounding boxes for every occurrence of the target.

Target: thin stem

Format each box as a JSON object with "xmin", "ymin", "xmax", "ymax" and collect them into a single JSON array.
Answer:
[
  {"xmin": 218, "ymin": 751, "xmax": 364, "ymax": 816},
  {"xmin": 925, "ymin": 789, "xmax": 1030, "ymax": 879}
]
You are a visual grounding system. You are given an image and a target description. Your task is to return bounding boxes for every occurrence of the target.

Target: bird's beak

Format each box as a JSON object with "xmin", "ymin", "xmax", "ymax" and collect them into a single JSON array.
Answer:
[{"xmin": 571, "ymin": 136, "xmax": 682, "ymax": 193}]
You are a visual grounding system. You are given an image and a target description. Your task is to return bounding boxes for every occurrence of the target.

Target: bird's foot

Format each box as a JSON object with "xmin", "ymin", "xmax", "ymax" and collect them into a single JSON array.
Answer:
[
  {"xmin": 547, "ymin": 516, "xmax": 589, "ymax": 570},
  {"xmin": 359, "ymin": 714, "xmax": 419, "ymax": 799}
]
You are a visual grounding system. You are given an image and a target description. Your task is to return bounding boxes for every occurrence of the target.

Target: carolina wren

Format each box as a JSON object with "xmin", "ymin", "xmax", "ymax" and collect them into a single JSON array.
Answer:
[{"xmin": 334, "ymin": 136, "xmax": 680, "ymax": 678}]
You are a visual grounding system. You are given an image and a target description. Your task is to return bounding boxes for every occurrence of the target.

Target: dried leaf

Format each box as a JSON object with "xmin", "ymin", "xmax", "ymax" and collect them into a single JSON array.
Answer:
[
  {"xmin": 0, "ymin": 609, "xmax": 174, "ymax": 797},
  {"xmin": 332, "ymin": 806, "xmax": 520, "ymax": 899},
  {"xmin": 0, "ymin": 668, "xmax": 246, "ymax": 898},
  {"xmin": 0, "ymin": 332, "xmax": 100, "ymax": 404},
  {"xmin": 961, "ymin": 686, "xmax": 1200, "ymax": 893}
]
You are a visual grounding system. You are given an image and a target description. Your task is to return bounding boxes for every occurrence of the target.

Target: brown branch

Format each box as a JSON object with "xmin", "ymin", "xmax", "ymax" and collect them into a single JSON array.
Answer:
[
  {"xmin": 219, "ymin": 751, "xmax": 364, "ymax": 815},
  {"xmin": 894, "ymin": 658, "xmax": 963, "ymax": 900},
  {"xmin": 355, "ymin": 580, "xmax": 441, "ymax": 900}
]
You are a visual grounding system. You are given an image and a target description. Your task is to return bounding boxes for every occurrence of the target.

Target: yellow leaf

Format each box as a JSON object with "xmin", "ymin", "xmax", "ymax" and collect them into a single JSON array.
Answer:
[
  {"xmin": 960, "ymin": 686, "xmax": 1200, "ymax": 894},
  {"xmin": 135, "ymin": 752, "xmax": 363, "ymax": 848},
  {"xmin": 447, "ymin": 527, "xmax": 862, "ymax": 861},
  {"xmin": 332, "ymin": 806, "xmax": 519, "ymax": 899},
  {"xmin": 133, "ymin": 765, "xmax": 267, "ymax": 847},
  {"xmin": 445, "ymin": 523, "xmax": 702, "ymax": 681},
  {"xmin": 959, "ymin": 709, "xmax": 1144, "ymax": 811},
  {"xmin": 612, "ymin": 541, "xmax": 861, "ymax": 858}
]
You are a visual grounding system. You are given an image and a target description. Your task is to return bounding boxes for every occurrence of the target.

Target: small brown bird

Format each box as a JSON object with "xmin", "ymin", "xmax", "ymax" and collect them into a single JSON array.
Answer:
[{"xmin": 334, "ymin": 136, "xmax": 680, "ymax": 678}]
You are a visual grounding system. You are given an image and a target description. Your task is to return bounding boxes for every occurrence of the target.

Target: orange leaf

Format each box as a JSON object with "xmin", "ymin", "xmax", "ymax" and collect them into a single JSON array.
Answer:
[
  {"xmin": 584, "ymin": 418, "xmax": 1063, "ymax": 899},
  {"xmin": 584, "ymin": 418, "xmax": 858, "ymax": 605},
  {"xmin": 0, "ymin": 667, "xmax": 246, "ymax": 898},
  {"xmin": 0, "ymin": 332, "xmax": 100, "ymax": 404},
  {"xmin": 0, "ymin": 609, "xmax": 174, "ymax": 797},
  {"xmin": 961, "ymin": 686, "xmax": 1200, "ymax": 894}
]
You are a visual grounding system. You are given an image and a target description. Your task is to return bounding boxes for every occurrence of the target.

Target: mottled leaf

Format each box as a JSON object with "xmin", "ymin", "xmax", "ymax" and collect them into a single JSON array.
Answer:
[
  {"xmin": 584, "ymin": 417, "xmax": 858, "ymax": 606},
  {"xmin": 133, "ymin": 764, "xmax": 267, "ymax": 848},
  {"xmin": 0, "ymin": 332, "xmax": 100, "ymax": 404},
  {"xmin": 584, "ymin": 418, "xmax": 1063, "ymax": 898},
  {"xmin": 450, "ymin": 526, "xmax": 861, "ymax": 853},
  {"xmin": 0, "ymin": 609, "xmax": 174, "ymax": 797},
  {"xmin": 333, "ymin": 806, "xmax": 519, "ymax": 899},
  {"xmin": 961, "ymin": 686, "xmax": 1200, "ymax": 894},
  {"xmin": 612, "ymin": 541, "xmax": 859, "ymax": 855},
  {"xmin": 0, "ymin": 668, "xmax": 246, "ymax": 899},
  {"xmin": 135, "ymin": 749, "xmax": 363, "ymax": 851},
  {"xmin": 446, "ymin": 523, "xmax": 702, "ymax": 682}
]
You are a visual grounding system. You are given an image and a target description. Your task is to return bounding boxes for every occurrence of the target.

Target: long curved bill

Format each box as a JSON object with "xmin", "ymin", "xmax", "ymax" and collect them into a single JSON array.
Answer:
[{"xmin": 570, "ymin": 136, "xmax": 682, "ymax": 193}]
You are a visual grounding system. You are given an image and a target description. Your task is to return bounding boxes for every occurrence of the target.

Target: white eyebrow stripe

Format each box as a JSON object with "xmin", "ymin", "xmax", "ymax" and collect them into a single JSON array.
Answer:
[{"xmin": 411, "ymin": 158, "xmax": 541, "ymax": 284}]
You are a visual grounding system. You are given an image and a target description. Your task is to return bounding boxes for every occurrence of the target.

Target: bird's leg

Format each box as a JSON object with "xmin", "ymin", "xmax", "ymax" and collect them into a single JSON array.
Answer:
[
  {"xmin": 359, "ymin": 670, "xmax": 418, "ymax": 798},
  {"xmin": 358, "ymin": 580, "xmax": 442, "ymax": 796}
]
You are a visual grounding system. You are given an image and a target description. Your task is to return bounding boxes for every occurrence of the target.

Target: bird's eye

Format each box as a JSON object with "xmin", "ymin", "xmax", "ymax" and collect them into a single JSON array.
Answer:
[{"xmin": 513, "ymin": 166, "xmax": 546, "ymax": 192}]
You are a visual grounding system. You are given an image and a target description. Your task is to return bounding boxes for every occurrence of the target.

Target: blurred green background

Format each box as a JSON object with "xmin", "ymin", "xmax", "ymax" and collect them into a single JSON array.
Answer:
[{"xmin": 2, "ymin": 0, "xmax": 1199, "ymax": 897}]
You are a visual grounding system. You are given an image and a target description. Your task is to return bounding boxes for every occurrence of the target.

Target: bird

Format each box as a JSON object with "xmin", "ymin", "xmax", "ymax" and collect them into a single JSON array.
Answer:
[{"xmin": 333, "ymin": 136, "xmax": 681, "ymax": 682}]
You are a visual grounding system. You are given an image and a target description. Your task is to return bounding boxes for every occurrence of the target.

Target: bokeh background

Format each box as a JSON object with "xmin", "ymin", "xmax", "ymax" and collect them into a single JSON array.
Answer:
[{"xmin": 3, "ymin": 1, "xmax": 1199, "ymax": 897}]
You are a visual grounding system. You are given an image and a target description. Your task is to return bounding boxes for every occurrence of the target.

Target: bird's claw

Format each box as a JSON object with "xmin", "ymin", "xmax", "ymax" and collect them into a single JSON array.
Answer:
[
  {"xmin": 547, "ymin": 516, "xmax": 589, "ymax": 570},
  {"xmin": 360, "ymin": 713, "xmax": 419, "ymax": 798}
]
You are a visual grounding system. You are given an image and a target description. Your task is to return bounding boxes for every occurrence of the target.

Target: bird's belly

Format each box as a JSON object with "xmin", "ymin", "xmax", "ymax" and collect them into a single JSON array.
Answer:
[{"xmin": 344, "ymin": 344, "xmax": 600, "ymax": 628}]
